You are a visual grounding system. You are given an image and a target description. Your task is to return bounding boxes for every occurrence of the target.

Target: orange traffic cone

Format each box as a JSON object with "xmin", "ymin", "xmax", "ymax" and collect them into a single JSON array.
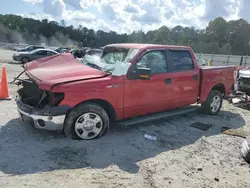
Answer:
[{"xmin": 0, "ymin": 67, "xmax": 11, "ymax": 100}]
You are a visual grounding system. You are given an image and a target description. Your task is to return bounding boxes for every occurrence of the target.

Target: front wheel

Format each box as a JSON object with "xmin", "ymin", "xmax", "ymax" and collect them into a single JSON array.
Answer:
[
  {"xmin": 64, "ymin": 103, "xmax": 110, "ymax": 140},
  {"xmin": 21, "ymin": 57, "xmax": 30, "ymax": 64},
  {"xmin": 201, "ymin": 90, "xmax": 223, "ymax": 115}
]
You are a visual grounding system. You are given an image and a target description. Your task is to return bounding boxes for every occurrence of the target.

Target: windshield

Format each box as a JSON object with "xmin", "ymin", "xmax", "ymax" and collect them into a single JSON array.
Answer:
[{"xmin": 79, "ymin": 46, "xmax": 140, "ymax": 76}]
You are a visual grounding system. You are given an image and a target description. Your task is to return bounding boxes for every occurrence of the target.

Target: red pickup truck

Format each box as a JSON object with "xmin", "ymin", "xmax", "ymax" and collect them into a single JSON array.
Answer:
[{"xmin": 15, "ymin": 43, "xmax": 236, "ymax": 140}]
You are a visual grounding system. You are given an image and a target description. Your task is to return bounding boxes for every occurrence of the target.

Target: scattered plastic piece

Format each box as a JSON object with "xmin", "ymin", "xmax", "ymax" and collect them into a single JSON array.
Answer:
[
  {"xmin": 214, "ymin": 177, "xmax": 219, "ymax": 182},
  {"xmin": 228, "ymin": 91, "xmax": 250, "ymax": 110},
  {"xmin": 241, "ymin": 138, "xmax": 250, "ymax": 163},
  {"xmin": 144, "ymin": 134, "xmax": 157, "ymax": 141},
  {"xmin": 221, "ymin": 127, "xmax": 247, "ymax": 139},
  {"xmin": 232, "ymin": 98, "xmax": 242, "ymax": 104}
]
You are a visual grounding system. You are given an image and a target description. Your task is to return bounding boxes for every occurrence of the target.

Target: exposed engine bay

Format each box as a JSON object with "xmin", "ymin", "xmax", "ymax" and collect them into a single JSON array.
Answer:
[
  {"xmin": 17, "ymin": 80, "xmax": 51, "ymax": 108},
  {"xmin": 15, "ymin": 78, "xmax": 68, "ymax": 117},
  {"xmin": 13, "ymin": 70, "xmax": 65, "ymax": 109}
]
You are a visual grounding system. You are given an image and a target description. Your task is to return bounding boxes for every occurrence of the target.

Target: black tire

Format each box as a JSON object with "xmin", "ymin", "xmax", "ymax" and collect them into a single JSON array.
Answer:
[
  {"xmin": 201, "ymin": 90, "xmax": 223, "ymax": 115},
  {"xmin": 21, "ymin": 57, "xmax": 30, "ymax": 64},
  {"xmin": 64, "ymin": 103, "xmax": 109, "ymax": 140}
]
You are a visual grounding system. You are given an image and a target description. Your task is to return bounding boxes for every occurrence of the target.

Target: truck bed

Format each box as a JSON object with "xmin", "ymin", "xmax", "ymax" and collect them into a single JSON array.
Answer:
[{"xmin": 198, "ymin": 65, "xmax": 236, "ymax": 103}]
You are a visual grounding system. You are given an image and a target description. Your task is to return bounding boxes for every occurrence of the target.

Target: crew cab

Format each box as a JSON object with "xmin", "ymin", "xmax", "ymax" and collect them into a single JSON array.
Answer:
[{"xmin": 15, "ymin": 43, "xmax": 236, "ymax": 140}]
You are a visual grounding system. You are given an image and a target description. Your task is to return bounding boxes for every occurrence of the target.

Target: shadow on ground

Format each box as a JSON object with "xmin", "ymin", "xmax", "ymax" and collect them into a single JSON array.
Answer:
[{"xmin": 0, "ymin": 110, "xmax": 246, "ymax": 175}]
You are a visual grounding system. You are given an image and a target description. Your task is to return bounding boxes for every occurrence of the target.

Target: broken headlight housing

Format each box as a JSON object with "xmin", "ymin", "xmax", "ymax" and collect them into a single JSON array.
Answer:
[{"xmin": 50, "ymin": 92, "xmax": 65, "ymax": 107}]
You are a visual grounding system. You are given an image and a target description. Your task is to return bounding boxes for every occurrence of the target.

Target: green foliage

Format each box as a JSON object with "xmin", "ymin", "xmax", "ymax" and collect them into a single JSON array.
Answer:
[{"xmin": 0, "ymin": 14, "xmax": 250, "ymax": 55}]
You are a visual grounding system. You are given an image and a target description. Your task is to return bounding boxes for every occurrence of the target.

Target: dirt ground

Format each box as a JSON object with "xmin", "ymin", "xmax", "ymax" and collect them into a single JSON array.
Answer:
[{"xmin": 1, "ymin": 49, "xmax": 250, "ymax": 188}]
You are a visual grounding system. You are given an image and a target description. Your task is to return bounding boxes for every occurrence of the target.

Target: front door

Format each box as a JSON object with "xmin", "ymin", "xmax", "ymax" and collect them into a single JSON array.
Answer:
[{"xmin": 123, "ymin": 50, "xmax": 172, "ymax": 119}]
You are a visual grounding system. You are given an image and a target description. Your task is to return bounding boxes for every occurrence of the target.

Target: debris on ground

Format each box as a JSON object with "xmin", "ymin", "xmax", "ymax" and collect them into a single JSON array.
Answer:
[
  {"xmin": 228, "ymin": 91, "xmax": 250, "ymax": 110},
  {"xmin": 221, "ymin": 127, "xmax": 248, "ymax": 139},
  {"xmin": 241, "ymin": 138, "xmax": 250, "ymax": 163},
  {"xmin": 214, "ymin": 177, "xmax": 220, "ymax": 182},
  {"xmin": 144, "ymin": 134, "xmax": 157, "ymax": 140},
  {"xmin": 232, "ymin": 98, "xmax": 242, "ymax": 104}
]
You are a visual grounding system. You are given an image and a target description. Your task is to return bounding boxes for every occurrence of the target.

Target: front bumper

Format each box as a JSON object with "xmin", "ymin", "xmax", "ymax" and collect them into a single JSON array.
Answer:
[
  {"xmin": 12, "ymin": 55, "xmax": 21, "ymax": 61},
  {"xmin": 16, "ymin": 100, "xmax": 67, "ymax": 131}
]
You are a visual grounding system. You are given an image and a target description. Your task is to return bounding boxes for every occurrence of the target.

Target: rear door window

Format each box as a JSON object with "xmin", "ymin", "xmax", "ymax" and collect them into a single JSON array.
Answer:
[
  {"xmin": 28, "ymin": 46, "xmax": 34, "ymax": 51},
  {"xmin": 47, "ymin": 51, "xmax": 56, "ymax": 56},
  {"xmin": 169, "ymin": 50, "xmax": 194, "ymax": 72},
  {"xmin": 35, "ymin": 50, "xmax": 47, "ymax": 55}
]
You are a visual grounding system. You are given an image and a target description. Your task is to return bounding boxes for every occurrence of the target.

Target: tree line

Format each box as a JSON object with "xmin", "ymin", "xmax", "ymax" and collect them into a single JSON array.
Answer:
[{"xmin": 0, "ymin": 14, "xmax": 250, "ymax": 55}]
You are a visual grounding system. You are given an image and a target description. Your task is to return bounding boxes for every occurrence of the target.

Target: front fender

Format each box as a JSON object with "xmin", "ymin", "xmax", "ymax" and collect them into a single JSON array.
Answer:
[{"xmin": 51, "ymin": 76, "xmax": 124, "ymax": 119}]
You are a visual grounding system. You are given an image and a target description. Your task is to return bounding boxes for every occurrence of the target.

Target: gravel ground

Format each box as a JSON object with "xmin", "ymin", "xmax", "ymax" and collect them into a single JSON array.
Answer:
[{"xmin": 1, "ymin": 50, "xmax": 250, "ymax": 188}]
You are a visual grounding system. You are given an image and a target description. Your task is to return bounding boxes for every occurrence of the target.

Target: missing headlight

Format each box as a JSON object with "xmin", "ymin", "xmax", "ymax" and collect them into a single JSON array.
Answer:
[{"xmin": 51, "ymin": 92, "xmax": 65, "ymax": 107}]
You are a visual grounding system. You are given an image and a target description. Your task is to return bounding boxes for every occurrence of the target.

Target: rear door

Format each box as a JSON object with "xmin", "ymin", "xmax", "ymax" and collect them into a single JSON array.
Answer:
[
  {"xmin": 166, "ymin": 49, "xmax": 199, "ymax": 108},
  {"xmin": 123, "ymin": 49, "xmax": 172, "ymax": 118}
]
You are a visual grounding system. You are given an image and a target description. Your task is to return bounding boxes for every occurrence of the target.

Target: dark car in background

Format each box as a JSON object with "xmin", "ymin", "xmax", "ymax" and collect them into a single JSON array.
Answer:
[
  {"xmin": 16, "ymin": 45, "xmax": 45, "ymax": 52},
  {"xmin": 86, "ymin": 49, "xmax": 102, "ymax": 56},
  {"xmin": 70, "ymin": 49, "xmax": 86, "ymax": 58},
  {"xmin": 13, "ymin": 48, "xmax": 59, "ymax": 64}
]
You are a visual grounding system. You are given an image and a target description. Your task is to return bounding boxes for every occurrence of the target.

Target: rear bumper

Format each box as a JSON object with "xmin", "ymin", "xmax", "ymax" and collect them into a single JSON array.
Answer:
[{"xmin": 16, "ymin": 100, "xmax": 69, "ymax": 131}]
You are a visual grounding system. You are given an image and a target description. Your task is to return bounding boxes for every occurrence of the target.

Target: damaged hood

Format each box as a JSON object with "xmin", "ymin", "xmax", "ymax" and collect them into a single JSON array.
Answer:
[{"xmin": 24, "ymin": 53, "xmax": 107, "ymax": 90}]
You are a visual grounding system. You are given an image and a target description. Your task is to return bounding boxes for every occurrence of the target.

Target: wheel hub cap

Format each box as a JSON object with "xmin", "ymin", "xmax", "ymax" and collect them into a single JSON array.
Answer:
[
  {"xmin": 83, "ymin": 120, "xmax": 95, "ymax": 131},
  {"xmin": 210, "ymin": 95, "xmax": 221, "ymax": 112},
  {"xmin": 74, "ymin": 112, "xmax": 103, "ymax": 140}
]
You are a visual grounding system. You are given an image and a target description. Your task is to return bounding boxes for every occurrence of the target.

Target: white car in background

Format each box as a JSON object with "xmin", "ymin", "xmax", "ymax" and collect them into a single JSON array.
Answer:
[
  {"xmin": 238, "ymin": 66, "xmax": 250, "ymax": 94},
  {"xmin": 12, "ymin": 48, "xmax": 59, "ymax": 64}
]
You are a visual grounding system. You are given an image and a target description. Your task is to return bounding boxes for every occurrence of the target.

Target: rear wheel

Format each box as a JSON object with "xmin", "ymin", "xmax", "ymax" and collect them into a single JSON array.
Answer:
[
  {"xmin": 21, "ymin": 57, "xmax": 30, "ymax": 64},
  {"xmin": 201, "ymin": 90, "xmax": 223, "ymax": 115},
  {"xmin": 64, "ymin": 103, "xmax": 109, "ymax": 140}
]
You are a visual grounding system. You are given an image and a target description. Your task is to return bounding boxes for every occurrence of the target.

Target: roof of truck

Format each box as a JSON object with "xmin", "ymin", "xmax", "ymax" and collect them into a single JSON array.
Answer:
[{"xmin": 106, "ymin": 43, "xmax": 191, "ymax": 50}]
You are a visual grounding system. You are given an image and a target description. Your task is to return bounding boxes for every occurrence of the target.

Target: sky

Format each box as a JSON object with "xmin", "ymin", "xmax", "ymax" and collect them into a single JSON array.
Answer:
[{"xmin": 1, "ymin": 0, "xmax": 250, "ymax": 34}]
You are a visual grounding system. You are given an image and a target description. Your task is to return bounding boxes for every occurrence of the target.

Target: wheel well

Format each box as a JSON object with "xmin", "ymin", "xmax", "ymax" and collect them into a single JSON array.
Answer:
[
  {"xmin": 76, "ymin": 99, "xmax": 116, "ymax": 123},
  {"xmin": 212, "ymin": 84, "xmax": 225, "ymax": 96},
  {"xmin": 21, "ymin": 57, "xmax": 29, "ymax": 62}
]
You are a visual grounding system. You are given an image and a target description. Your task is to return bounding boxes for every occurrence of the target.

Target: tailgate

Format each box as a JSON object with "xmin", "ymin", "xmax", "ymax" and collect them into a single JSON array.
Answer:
[{"xmin": 199, "ymin": 66, "xmax": 236, "ymax": 102}]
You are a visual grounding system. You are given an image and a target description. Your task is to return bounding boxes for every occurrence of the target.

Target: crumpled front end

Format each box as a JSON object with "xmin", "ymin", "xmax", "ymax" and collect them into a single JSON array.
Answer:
[
  {"xmin": 238, "ymin": 77, "xmax": 250, "ymax": 94},
  {"xmin": 16, "ymin": 79, "xmax": 70, "ymax": 131},
  {"xmin": 238, "ymin": 70, "xmax": 250, "ymax": 95}
]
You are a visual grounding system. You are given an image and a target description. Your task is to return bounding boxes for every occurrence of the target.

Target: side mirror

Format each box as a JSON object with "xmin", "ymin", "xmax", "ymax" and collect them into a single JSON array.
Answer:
[{"xmin": 128, "ymin": 67, "xmax": 151, "ymax": 80}]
